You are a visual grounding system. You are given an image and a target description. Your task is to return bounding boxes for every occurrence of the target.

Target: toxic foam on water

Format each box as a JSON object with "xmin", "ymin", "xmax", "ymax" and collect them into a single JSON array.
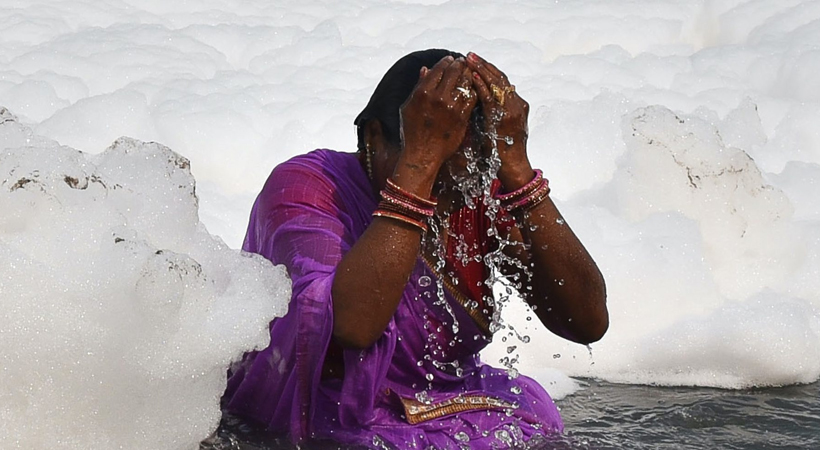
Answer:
[
  {"xmin": 3, "ymin": 0, "xmax": 820, "ymax": 403},
  {"xmin": 485, "ymin": 103, "xmax": 820, "ymax": 389},
  {"xmin": 0, "ymin": 108, "xmax": 290, "ymax": 449}
]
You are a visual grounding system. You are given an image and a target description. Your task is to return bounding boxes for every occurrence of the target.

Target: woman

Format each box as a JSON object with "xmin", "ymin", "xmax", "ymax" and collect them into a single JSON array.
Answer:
[{"xmin": 223, "ymin": 49, "xmax": 608, "ymax": 449}]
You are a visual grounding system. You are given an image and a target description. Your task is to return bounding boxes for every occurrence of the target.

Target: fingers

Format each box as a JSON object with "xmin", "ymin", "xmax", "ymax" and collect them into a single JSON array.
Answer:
[
  {"xmin": 457, "ymin": 84, "xmax": 478, "ymax": 117},
  {"xmin": 466, "ymin": 52, "xmax": 508, "ymax": 86},
  {"xmin": 451, "ymin": 65, "xmax": 477, "ymax": 109},
  {"xmin": 424, "ymin": 57, "xmax": 476, "ymax": 115},
  {"xmin": 437, "ymin": 57, "xmax": 468, "ymax": 94},
  {"xmin": 470, "ymin": 71, "xmax": 493, "ymax": 108},
  {"xmin": 417, "ymin": 55, "xmax": 454, "ymax": 90},
  {"xmin": 418, "ymin": 56, "xmax": 475, "ymax": 110}
]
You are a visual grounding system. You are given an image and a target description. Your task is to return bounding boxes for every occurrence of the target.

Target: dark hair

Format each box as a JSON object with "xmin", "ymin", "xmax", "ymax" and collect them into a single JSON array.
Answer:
[{"xmin": 354, "ymin": 49, "xmax": 464, "ymax": 152}]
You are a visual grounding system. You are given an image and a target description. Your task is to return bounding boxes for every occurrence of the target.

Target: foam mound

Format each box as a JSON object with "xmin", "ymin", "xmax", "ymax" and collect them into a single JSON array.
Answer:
[{"xmin": 0, "ymin": 107, "xmax": 290, "ymax": 450}]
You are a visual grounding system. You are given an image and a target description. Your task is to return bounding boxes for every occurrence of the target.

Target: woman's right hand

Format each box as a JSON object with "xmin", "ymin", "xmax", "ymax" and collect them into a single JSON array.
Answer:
[{"xmin": 398, "ymin": 56, "xmax": 477, "ymax": 172}]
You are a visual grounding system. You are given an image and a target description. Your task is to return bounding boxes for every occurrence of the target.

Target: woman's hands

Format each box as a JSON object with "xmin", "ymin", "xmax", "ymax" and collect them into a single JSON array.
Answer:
[
  {"xmin": 397, "ymin": 56, "xmax": 478, "ymax": 178},
  {"xmin": 466, "ymin": 53, "xmax": 535, "ymax": 191}
]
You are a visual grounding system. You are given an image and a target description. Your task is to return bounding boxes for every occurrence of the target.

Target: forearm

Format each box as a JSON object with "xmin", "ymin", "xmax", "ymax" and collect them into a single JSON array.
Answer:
[
  {"xmin": 514, "ymin": 197, "xmax": 608, "ymax": 344},
  {"xmin": 498, "ymin": 150, "xmax": 608, "ymax": 344},
  {"xmin": 330, "ymin": 152, "xmax": 439, "ymax": 349},
  {"xmin": 331, "ymin": 219, "xmax": 422, "ymax": 349}
]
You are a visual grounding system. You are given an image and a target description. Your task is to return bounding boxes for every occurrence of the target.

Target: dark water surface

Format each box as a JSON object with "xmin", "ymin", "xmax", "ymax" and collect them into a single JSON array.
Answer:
[
  {"xmin": 554, "ymin": 380, "xmax": 820, "ymax": 449},
  {"xmin": 202, "ymin": 380, "xmax": 820, "ymax": 449}
]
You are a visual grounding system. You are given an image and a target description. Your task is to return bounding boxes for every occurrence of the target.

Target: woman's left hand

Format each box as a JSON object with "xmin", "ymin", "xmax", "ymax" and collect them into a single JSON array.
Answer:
[
  {"xmin": 468, "ymin": 55, "xmax": 609, "ymax": 345},
  {"xmin": 466, "ymin": 52, "xmax": 535, "ymax": 191}
]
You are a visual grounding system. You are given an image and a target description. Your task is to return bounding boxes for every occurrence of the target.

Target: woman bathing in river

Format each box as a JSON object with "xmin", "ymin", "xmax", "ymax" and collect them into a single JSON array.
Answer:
[{"xmin": 222, "ymin": 49, "xmax": 608, "ymax": 449}]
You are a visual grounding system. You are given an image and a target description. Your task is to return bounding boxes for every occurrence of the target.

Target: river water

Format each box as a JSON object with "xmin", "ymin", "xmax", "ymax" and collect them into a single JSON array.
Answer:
[
  {"xmin": 552, "ymin": 380, "xmax": 820, "ymax": 449},
  {"xmin": 203, "ymin": 379, "xmax": 820, "ymax": 449}
]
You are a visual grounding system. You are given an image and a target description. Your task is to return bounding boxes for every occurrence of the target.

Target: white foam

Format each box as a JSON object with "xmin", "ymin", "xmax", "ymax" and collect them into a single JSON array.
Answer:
[
  {"xmin": 0, "ymin": 109, "xmax": 289, "ymax": 449},
  {"xmin": 3, "ymin": 1, "xmax": 820, "ymax": 446}
]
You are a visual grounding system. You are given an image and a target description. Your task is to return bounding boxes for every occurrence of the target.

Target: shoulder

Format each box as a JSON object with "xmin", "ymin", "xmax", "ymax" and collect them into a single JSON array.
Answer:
[
  {"xmin": 275, "ymin": 149, "xmax": 358, "ymax": 173},
  {"xmin": 266, "ymin": 149, "xmax": 359, "ymax": 186},
  {"xmin": 257, "ymin": 149, "xmax": 364, "ymax": 209}
]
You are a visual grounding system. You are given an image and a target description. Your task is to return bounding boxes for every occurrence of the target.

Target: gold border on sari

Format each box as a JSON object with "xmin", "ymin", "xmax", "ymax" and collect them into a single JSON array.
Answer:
[{"xmin": 400, "ymin": 394, "xmax": 516, "ymax": 424}]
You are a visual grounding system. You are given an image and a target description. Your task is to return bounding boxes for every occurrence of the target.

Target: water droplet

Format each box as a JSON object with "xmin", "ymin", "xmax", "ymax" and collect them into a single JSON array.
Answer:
[
  {"xmin": 455, "ymin": 431, "xmax": 470, "ymax": 443},
  {"xmin": 494, "ymin": 429, "xmax": 512, "ymax": 445},
  {"xmin": 415, "ymin": 390, "xmax": 432, "ymax": 404},
  {"xmin": 553, "ymin": 353, "xmax": 561, "ymax": 359},
  {"xmin": 557, "ymin": 279, "xmax": 565, "ymax": 286},
  {"xmin": 426, "ymin": 373, "xmax": 434, "ymax": 381},
  {"xmin": 506, "ymin": 345, "xmax": 517, "ymax": 354},
  {"xmin": 529, "ymin": 224, "xmax": 538, "ymax": 232},
  {"xmin": 556, "ymin": 218, "xmax": 565, "ymax": 225},
  {"xmin": 521, "ymin": 335, "xmax": 530, "ymax": 343},
  {"xmin": 417, "ymin": 360, "xmax": 423, "ymax": 366},
  {"xmin": 510, "ymin": 385, "xmax": 522, "ymax": 394},
  {"xmin": 418, "ymin": 276, "xmax": 431, "ymax": 287},
  {"xmin": 526, "ymin": 316, "xmax": 532, "ymax": 321}
]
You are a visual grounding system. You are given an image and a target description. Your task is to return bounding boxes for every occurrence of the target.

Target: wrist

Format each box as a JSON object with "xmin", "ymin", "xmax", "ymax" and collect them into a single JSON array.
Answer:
[
  {"xmin": 495, "ymin": 168, "xmax": 550, "ymax": 215},
  {"xmin": 390, "ymin": 150, "xmax": 442, "ymax": 199},
  {"xmin": 497, "ymin": 157, "xmax": 534, "ymax": 192}
]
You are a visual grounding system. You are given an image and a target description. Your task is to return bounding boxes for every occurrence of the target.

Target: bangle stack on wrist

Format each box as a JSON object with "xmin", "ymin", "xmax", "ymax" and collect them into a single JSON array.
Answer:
[
  {"xmin": 372, "ymin": 178, "xmax": 437, "ymax": 232},
  {"xmin": 495, "ymin": 169, "xmax": 551, "ymax": 213}
]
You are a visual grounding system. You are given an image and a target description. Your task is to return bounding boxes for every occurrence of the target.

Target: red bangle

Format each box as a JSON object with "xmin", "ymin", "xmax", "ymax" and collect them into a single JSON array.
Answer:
[
  {"xmin": 372, "ymin": 209, "xmax": 428, "ymax": 232},
  {"xmin": 385, "ymin": 178, "xmax": 438, "ymax": 208},
  {"xmin": 495, "ymin": 169, "xmax": 543, "ymax": 202},
  {"xmin": 496, "ymin": 169, "xmax": 551, "ymax": 213},
  {"xmin": 508, "ymin": 180, "xmax": 551, "ymax": 212},
  {"xmin": 380, "ymin": 190, "xmax": 435, "ymax": 217}
]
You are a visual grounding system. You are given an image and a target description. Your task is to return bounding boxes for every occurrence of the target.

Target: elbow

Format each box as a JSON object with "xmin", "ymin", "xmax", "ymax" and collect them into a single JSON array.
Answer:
[
  {"xmin": 575, "ymin": 309, "xmax": 609, "ymax": 344},
  {"xmin": 334, "ymin": 334, "xmax": 378, "ymax": 351},
  {"xmin": 564, "ymin": 281, "xmax": 609, "ymax": 345},
  {"xmin": 579, "ymin": 272, "xmax": 608, "ymax": 342},
  {"xmin": 576, "ymin": 287, "xmax": 609, "ymax": 344},
  {"xmin": 332, "ymin": 322, "xmax": 381, "ymax": 350}
]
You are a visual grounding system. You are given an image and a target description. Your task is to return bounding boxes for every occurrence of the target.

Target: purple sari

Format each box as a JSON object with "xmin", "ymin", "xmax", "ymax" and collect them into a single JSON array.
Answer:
[{"xmin": 223, "ymin": 149, "xmax": 563, "ymax": 449}]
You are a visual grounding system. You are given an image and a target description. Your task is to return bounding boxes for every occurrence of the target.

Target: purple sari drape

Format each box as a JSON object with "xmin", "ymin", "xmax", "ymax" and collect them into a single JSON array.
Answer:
[{"xmin": 223, "ymin": 149, "xmax": 563, "ymax": 449}]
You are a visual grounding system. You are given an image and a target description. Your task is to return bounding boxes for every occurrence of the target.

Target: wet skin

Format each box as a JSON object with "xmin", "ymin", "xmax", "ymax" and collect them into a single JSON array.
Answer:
[{"xmin": 332, "ymin": 53, "xmax": 608, "ymax": 350}]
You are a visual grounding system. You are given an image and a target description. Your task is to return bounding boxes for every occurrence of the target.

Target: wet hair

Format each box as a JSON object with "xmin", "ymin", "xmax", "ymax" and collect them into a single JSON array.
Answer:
[{"xmin": 354, "ymin": 49, "xmax": 464, "ymax": 152}]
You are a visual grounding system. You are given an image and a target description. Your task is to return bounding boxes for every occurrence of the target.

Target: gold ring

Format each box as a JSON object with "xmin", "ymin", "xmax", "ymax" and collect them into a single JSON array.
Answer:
[
  {"xmin": 491, "ymin": 84, "xmax": 515, "ymax": 106},
  {"xmin": 491, "ymin": 84, "xmax": 505, "ymax": 106}
]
